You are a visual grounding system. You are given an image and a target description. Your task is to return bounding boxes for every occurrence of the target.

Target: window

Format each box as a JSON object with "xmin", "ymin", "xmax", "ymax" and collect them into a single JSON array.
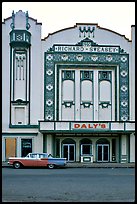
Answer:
[
  {"xmin": 21, "ymin": 139, "xmax": 32, "ymax": 157},
  {"xmin": 81, "ymin": 144, "xmax": 92, "ymax": 155},
  {"xmin": 31, "ymin": 154, "xmax": 37, "ymax": 158}
]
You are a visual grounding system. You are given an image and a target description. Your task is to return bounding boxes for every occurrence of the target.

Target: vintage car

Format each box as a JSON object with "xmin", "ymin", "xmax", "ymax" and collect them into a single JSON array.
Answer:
[{"xmin": 8, "ymin": 153, "xmax": 67, "ymax": 169}]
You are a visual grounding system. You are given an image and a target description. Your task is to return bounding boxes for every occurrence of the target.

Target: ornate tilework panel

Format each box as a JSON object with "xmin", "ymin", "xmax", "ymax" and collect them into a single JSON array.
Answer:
[{"xmin": 44, "ymin": 41, "xmax": 129, "ymax": 121}]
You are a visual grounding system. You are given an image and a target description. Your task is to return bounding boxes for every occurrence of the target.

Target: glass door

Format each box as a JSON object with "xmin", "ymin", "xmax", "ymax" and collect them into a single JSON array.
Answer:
[
  {"xmin": 103, "ymin": 145, "xmax": 109, "ymax": 161},
  {"xmin": 62, "ymin": 144, "xmax": 75, "ymax": 162},
  {"xmin": 97, "ymin": 144, "xmax": 109, "ymax": 162}
]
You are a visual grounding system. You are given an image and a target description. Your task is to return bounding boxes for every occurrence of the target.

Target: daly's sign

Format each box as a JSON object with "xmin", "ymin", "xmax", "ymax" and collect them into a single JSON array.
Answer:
[{"xmin": 71, "ymin": 122, "xmax": 109, "ymax": 130}]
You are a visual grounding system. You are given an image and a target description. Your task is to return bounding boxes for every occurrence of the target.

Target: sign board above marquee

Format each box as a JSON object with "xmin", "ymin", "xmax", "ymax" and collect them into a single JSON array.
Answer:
[
  {"xmin": 48, "ymin": 38, "xmax": 121, "ymax": 54},
  {"xmin": 39, "ymin": 121, "xmax": 135, "ymax": 133}
]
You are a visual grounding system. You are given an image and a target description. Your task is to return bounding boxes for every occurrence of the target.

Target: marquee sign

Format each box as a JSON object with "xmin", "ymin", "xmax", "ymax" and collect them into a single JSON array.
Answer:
[
  {"xmin": 39, "ymin": 121, "xmax": 135, "ymax": 132},
  {"xmin": 71, "ymin": 122, "xmax": 109, "ymax": 130}
]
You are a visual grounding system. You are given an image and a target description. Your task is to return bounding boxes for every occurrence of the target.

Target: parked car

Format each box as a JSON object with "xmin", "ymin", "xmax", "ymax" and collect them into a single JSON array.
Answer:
[{"xmin": 8, "ymin": 153, "xmax": 67, "ymax": 169}]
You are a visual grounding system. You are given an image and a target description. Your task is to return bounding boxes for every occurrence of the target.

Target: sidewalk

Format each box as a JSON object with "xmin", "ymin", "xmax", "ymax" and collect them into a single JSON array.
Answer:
[
  {"xmin": 2, "ymin": 161, "xmax": 135, "ymax": 168},
  {"xmin": 66, "ymin": 162, "xmax": 135, "ymax": 168}
]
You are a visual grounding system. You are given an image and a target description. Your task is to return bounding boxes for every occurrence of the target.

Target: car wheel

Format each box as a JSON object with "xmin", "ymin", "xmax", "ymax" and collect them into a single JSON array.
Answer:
[
  {"xmin": 48, "ymin": 164, "xmax": 55, "ymax": 169},
  {"xmin": 13, "ymin": 162, "xmax": 21, "ymax": 169}
]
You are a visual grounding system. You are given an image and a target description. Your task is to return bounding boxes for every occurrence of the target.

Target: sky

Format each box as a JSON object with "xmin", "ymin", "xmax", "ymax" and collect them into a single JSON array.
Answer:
[{"xmin": 2, "ymin": 2, "xmax": 135, "ymax": 40}]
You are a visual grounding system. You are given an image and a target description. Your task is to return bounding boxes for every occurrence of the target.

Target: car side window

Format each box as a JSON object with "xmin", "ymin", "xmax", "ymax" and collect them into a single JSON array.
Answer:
[
  {"xmin": 39, "ymin": 154, "xmax": 44, "ymax": 158},
  {"xmin": 31, "ymin": 154, "xmax": 37, "ymax": 158}
]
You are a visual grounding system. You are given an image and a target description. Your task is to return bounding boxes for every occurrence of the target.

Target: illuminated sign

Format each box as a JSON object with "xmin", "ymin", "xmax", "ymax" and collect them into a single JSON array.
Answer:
[{"xmin": 71, "ymin": 123, "xmax": 109, "ymax": 130}]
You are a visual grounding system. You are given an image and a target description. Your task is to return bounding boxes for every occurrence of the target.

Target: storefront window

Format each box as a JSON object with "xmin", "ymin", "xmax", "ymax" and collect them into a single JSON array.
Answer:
[
  {"xmin": 81, "ymin": 144, "xmax": 92, "ymax": 155},
  {"xmin": 21, "ymin": 139, "xmax": 32, "ymax": 157}
]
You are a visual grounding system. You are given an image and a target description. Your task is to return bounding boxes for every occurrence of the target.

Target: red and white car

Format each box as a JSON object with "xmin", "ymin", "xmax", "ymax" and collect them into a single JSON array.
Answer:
[{"xmin": 8, "ymin": 153, "xmax": 67, "ymax": 169}]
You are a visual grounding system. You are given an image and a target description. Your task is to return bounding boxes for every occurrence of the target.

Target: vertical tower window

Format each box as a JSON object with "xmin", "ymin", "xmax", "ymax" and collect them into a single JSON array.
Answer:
[{"xmin": 15, "ymin": 53, "xmax": 26, "ymax": 80}]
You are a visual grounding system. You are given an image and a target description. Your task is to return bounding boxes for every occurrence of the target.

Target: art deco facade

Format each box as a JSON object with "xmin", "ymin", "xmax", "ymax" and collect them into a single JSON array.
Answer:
[{"xmin": 2, "ymin": 10, "xmax": 135, "ymax": 163}]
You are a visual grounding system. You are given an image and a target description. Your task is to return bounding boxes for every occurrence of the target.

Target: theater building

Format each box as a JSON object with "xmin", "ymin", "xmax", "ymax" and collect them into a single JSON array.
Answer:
[{"xmin": 2, "ymin": 10, "xmax": 135, "ymax": 163}]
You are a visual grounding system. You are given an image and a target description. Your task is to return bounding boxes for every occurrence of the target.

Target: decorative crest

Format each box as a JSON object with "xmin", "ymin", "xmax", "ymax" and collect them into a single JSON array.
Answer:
[{"xmin": 79, "ymin": 26, "xmax": 95, "ymax": 38}]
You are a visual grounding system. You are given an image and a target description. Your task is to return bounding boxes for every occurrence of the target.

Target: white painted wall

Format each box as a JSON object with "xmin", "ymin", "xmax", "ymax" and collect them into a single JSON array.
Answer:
[
  {"xmin": 28, "ymin": 18, "xmax": 43, "ymax": 124},
  {"xmin": 130, "ymin": 133, "xmax": 135, "ymax": 162},
  {"xmin": 46, "ymin": 134, "xmax": 54, "ymax": 155},
  {"xmin": 2, "ymin": 19, "xmax": 11, "ymax": 132},
  {"xmin": 121, "ymin": 135, "xmax": 127, "ymax": 155},
  {"xmin": 2, "ymin": 10, "xmax": 43, "ymax": 133},
  {"xmin": 42, "ymin": 24, "xmax": 131, "ymax": 54}
]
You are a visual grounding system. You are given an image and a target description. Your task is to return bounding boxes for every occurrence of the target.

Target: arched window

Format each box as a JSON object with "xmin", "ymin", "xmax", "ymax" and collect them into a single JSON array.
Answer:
[
  {"xmin": 80, "ymin": 138, "xmax": 92, "ymax": 155},
  {"xmin": 62, "ymin": 138, "xmax": 75, "ymax": 144},
  {"xmin": 96, "ymin": 138, "xmax": 109, "ymax": 144}
]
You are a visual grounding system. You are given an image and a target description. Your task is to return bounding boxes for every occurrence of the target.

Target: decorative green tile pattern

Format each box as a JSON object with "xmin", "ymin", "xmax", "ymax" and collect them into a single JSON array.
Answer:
[{"xmin": 44, "ymin": 39, "xmax": 129, "ymax": 121}]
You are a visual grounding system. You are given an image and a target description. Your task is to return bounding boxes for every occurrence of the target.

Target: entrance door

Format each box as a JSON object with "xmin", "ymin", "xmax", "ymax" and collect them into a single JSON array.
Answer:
[
  {"xmin": 62, "ymin": 144, "xmax": 75, "ymax": 162},
  {"xmin": 97, "ymin": 144, "xmax": 109, "ymax": 162}
]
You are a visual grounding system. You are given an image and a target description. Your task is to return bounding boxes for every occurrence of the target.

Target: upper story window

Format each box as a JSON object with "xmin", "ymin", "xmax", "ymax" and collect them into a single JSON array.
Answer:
[{"xmin": 15, "ymin": 53, "xmax": 26, "ymax": 80}]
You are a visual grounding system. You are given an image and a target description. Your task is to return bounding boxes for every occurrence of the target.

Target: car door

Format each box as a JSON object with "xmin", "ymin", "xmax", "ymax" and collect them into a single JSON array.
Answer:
[
  {"xmin": 36, "ymin": 154, "xmax": 48, "ymax": 167},
  {"xmin": 22, "ymin": 153, "xmax": 38, "ymax": 166}
]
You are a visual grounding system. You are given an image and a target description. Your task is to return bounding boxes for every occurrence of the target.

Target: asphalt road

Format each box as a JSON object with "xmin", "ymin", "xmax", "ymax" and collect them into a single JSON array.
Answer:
[{"xmin": 2, "ymin": 167, "xmax": 135, "ymax": 202}]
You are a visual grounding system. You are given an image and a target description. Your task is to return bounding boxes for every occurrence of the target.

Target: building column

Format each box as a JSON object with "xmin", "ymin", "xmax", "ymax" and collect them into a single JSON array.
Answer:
[
  {"xmin": 76, "ymin": 138, "xmax": 80, "ymax": 162},
  {"xmin": 2, "ymin": 137, "xmax": 5, "ymax": 161},
  {"xmin": 120, "ymin": 134, "xmax": 128, "ymax": 163},
  {"xmin": 92, "ymin": 140, "xmax": 96, "ymax": 162},
  {"xmin": 46, "ymin": 134, "xmax": 54, "ymax": 155},
  {"xmin": 130, "ymin": 133, "xmax": 135, "ymax": 162}
]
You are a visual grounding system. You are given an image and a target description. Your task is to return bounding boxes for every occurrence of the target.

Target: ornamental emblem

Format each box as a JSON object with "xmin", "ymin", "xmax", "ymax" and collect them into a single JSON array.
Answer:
[
  {"xmin": 121, "ymin": 85, "xmax": 127, "ymax": 92},
  {"xmin": 46, "ymin": 54, "xmax": 53, "ymax": 61},
  {"xmin": 121, "ymin": 115, "xmax": 128, "ymax": 121},
  {"xmin": 76, "ymin": 54, "xmax": 83, "ymax": 61},
  {"xmin": 120, "ymin": 70, "xmax": 127, "ymax": 77},
  {"xmin": 61, "ymin": 54, "xmax": 68, "ymax": 61},
  {"xmin": 46, "ymin": 84, "xmax": 53, "ymax": 91},
  {"xmin": 46, "ymin": 69, "xmax": 53, "ymax": 76},
  {"xmin": 91, "ymin": 55, "xmax": 98, "ymax": 61},
  {"xmin": 121, "ymin": 101, "xmax": 128, "ymax": 107},
  {"xmin": 46, "ymin": 114, "xmax": 53, "ymax": 120},
  {"xmin": 121, "ymin": 56, "xmax": 127, "ymax": 62},
  {"xmin": 106, "ymin": 55, "xmax": 112, "ymax": 62},
  {"xmin": 79, "ymin": 26, "xmax": 95, "ymax": 38},
  {"xmin": 46, "ymin": 100, "xmax": 53, "ymax": 106}
]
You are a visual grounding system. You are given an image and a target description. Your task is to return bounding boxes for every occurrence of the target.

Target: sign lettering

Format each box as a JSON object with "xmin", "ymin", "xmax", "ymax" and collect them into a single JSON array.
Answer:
[
  {"xmin": 54, "ymin": 45, "xmax": 119, "ymax": 53},
  {"xmin": 72, "ymin": 123, "xmax": 109, "ymax": 130}
]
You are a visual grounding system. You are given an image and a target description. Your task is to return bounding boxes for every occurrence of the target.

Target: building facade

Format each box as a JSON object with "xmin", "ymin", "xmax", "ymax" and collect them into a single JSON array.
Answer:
[{"xmin": 2, "ymin": 10, "xmax": 135, "ymax": 163}]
